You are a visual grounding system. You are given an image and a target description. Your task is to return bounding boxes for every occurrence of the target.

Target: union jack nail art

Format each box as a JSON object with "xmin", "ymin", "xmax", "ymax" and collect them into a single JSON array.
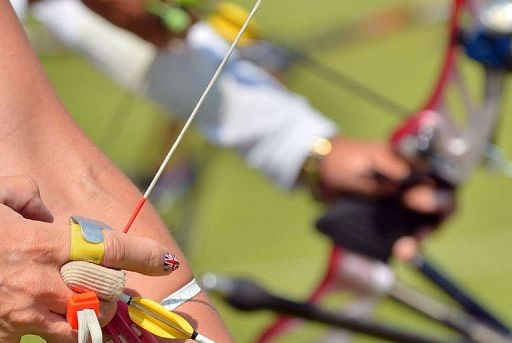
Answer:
[{"xmin": 164, "ymin": 253, "xmax": 180, "ymax": 272}]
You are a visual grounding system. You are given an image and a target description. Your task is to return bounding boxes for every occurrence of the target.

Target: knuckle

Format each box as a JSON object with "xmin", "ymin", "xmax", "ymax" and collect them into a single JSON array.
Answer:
[
  {"xmin": 28, "ymin": 312, "xmax": 45, "ymax": 329},
  {"xmin": 41, "ymin": 323, "xmax": 74, "ymax": 343},
  {"xmin": 7, "ymin": 309, "xmax": 35, "ymax": 328},
  {"xmin": 20, "ymin": 175, "xmax": 40, "ymax": 198},
  {"xmin": 0, "ymin": 300, "xmax": 43, "ymax": 338}
]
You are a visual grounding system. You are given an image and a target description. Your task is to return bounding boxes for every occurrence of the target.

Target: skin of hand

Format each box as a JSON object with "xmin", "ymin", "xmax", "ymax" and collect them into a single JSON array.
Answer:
[
  {"xmin": 318, "ymin": 136, "xmax": 455, "ymax": 259},
  {"xmin": 0, "ymin": 175, "xmax": 176, "ymax": 342},
  {"xmin": 1, "ymin": 2, "xmax": 232, "ymax": 342},
  {"xmin": 318, "ymin": 136, "xmax": 411, "ymax": 198}
]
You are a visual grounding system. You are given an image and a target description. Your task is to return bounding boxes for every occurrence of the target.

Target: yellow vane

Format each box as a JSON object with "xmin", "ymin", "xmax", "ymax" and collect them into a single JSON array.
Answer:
[
  {"xmin": 120, "ymin": 294, "xmax": 214, "ymax": 342},
  {"xmin": 208, "ymin": 1, "xmax": 261, "ymax": 45}
]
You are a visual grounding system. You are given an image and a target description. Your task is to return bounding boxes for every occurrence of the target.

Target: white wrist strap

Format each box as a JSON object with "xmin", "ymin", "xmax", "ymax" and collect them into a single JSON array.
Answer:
[
  {"xmin": 77, "ymin": 309, "xmax": 102, "ymax": 343},
  {"xmin": 160, "ymin": 279, "xmax": 201, "ymax": 311}
]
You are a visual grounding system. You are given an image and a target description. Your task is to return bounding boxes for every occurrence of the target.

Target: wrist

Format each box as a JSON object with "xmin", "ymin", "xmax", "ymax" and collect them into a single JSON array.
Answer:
[{"xmin": 299, "ymin": 137, "xmax": 333, "ymax": 198}]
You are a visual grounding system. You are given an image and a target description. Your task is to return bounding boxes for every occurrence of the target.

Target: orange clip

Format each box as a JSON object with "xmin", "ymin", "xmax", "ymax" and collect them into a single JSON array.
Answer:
[{"xmin": 66, "ymin": 292, "xmax": 100, "ymax": 330}]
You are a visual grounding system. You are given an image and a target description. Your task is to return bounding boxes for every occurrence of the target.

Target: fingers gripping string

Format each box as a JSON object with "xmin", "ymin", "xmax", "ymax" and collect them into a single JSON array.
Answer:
[{"xmin": 123, "ymin": 0, "xmax": 263, "ymax": 233}]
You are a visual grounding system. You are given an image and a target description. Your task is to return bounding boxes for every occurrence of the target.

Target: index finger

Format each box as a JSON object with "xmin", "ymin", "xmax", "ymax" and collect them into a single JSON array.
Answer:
[
  {"xmin": 102, "ymin": 230, "xmax": 180, "ymax": 276},
  {"xmin": 0, "ymin": 175, "xmax": 54, "ymax": 222}
]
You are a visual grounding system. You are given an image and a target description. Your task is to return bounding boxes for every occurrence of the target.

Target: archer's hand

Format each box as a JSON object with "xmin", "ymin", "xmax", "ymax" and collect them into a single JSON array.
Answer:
[
  {"xmin": 0, "ymin": 176, "xmax": 178, "ymax": 342},
  {"xmin": 318, "ymin": 137, "xmax": 410, "ymax": 198},
  {"xmin": 317, "ymin": 137, "xmax": 455, "ymax": 257},
  {"xmin": 318, "ymin": 137, "xmax": 453, "ymax": 211}
]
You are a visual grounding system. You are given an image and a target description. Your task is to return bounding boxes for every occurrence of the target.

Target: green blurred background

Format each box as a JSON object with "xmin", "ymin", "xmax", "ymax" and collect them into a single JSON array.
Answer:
[{"xmin": 23, "ymin": 0, "xmax": 512, "ymax": 341}]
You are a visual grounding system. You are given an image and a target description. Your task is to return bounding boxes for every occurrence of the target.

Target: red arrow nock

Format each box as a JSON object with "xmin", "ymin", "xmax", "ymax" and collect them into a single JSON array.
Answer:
[{"xmin": 66, "ymin": 292, "xmax": 100, "ymax": 330}]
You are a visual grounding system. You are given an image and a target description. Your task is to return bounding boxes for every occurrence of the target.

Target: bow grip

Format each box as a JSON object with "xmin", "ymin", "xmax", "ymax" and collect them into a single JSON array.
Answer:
[{"xmin": 316, "ymin": 195, "xmax": 442, "ymax": 262}]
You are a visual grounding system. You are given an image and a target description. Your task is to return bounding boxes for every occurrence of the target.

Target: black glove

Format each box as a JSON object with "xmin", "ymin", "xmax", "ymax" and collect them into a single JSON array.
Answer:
[{"xmin": 316, "ymin": 195, "xmax": 442, "ymax": 262}]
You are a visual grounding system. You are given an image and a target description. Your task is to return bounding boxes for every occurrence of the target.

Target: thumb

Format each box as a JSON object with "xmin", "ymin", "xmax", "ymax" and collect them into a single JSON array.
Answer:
[{"xmin": 102, "ymin": 230, "xmax": 181, "ymax": 276}]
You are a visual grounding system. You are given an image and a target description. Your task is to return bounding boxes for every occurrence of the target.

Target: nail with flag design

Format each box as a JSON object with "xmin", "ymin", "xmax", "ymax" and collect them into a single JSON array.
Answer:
[{"xmin": 164, "ymin": 253, "xmax": 180, "ymax": 272}]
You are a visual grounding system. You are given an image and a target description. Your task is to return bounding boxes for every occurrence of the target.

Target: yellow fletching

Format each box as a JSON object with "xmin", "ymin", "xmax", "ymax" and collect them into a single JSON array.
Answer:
[
  {"xmin": 208, "ymin": 1, "xmax": 261, "ymax": 45},
  {"xmin": 208, "ymin": 15, "xmax": 257, "ymax": 46},
  {"xmin": 127, "ymin": 297, "xmax": 194, "ymax": 339},
  {"xmin": 215, "ymin": 2, "xmax": 260, "ymax": 30}
]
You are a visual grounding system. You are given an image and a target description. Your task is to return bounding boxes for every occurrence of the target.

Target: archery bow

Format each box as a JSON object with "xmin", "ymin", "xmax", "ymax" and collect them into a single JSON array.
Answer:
[
  {"xmin": 97, "ymin": 0, "xmax": 511, "ymax": 341},
  {"xmin": 216, "ymin": 0, "xmax": 512, "ymax": 341},
  {"xmin": 202, "ymin": 274, "xmax": 451, "ymax": 343}
]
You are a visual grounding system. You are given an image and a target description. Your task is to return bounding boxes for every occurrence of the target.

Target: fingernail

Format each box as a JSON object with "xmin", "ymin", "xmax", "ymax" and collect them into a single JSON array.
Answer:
[{"xmin": 163, "ymin": 253, "xmax": 180, "ymax": 272}]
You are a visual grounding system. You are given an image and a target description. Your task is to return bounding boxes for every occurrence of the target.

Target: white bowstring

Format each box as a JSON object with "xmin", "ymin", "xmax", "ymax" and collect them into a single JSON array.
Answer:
[{"xmin": 143, "ymin": 0, "xmax": 262, "ymax": 199}]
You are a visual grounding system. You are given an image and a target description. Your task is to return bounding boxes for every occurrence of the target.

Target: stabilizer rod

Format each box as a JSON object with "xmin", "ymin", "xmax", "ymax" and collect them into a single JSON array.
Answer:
[
  {"xmin": 413, "ymin": 254, "xmax": 511, "ymax": 335},
  {"xmin": 203, "ymin": 274, "xmax": 454, "ymax": 343}
]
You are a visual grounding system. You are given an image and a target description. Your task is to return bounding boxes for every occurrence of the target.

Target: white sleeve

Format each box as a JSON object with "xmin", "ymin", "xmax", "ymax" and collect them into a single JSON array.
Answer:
[
  {"xmin": 31, "ymin": 0, "xmax": 155, "ymax": 89},
  {"xmin": 30, "ymin": 1, "xmax": 338, "ymax": 189},
  {"xmin": 147, "ymin": 23, "xmax": 338, "ymax": 189}
]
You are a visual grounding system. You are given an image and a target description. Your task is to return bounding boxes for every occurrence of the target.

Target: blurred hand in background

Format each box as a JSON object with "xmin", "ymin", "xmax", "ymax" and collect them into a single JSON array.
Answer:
[{"xmin": 315, "ymin": 136, "xmax": 456, "ymax": 260}]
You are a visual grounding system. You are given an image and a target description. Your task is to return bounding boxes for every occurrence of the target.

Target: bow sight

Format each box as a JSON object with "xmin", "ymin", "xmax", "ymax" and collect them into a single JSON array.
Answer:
[{"xmin": 392, "ymin": 0, "xmax": 510, "ymax": 186}]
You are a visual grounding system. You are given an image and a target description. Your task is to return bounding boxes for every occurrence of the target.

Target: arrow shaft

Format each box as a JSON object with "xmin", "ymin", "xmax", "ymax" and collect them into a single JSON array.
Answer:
[{"xmin": 123, "ymin": 0, "xmax": 262, "ymax": 233}]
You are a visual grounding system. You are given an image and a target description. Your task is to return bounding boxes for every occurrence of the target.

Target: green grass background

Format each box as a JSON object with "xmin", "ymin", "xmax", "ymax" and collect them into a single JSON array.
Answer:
[{"xmin": 23, "ymin": 0, "xmax": 512, "ymax": 341}]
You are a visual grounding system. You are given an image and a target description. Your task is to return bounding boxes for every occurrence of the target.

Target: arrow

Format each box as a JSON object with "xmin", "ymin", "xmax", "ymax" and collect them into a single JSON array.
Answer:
[
  {"xmin": 122, "ymin": 0, "xmax": 262, "ymax": 233},
  {"xmin": 119, "ymin": 293, "xmax": 214, "ymax": 343}
]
